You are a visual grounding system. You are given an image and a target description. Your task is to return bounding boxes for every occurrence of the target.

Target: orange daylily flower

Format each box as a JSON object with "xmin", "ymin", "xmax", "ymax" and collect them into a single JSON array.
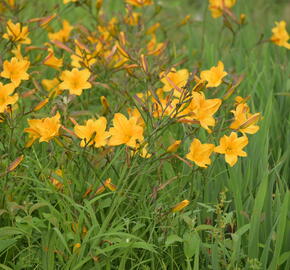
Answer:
[
  {"xmin": 181, "ymin": 92, "xmax": 222, "ymax": 132},
  {"xmin": 0, "ymin": 83, "xmax": 18, "ymax": 113},
  {"xmin": 43, "ymin": 48, "xmax": 63, "ymax": 69},
  {"xmin": 63, "ymin": 0, "xmax": 78, "ymax": 3},
  {"xmin": 186, "ymin": 138, "xmax": 214, "ymax": 168},
  {"xmin": 24, "ymin": 112, "xmax": 61, "ymax": 145},
  {"xmin": 3, "ymin": 20, "xmax": 31, "ymax": 44},
  {"xmin": 230, "ymin": 103, "xmax": 260, "ymax": 134},
  {"xmin": 214, "ymin": 132, "xmax": 248, "ymax": 167},
  {"xmin": 59, "ymin": 68, "xmax": 91, "ymax": 96},
  {"xmin": 127, "ymin": 107, "xmax": 145, "ymax": 127},
  {"xmin": 41, "ymin": 78, "xmax": 62, "ymax": 97},
  {"xmin": 48, "ymin": 20, "xmax": 73, "ymax": 42},
  {"xmin": 71, "ymin": 45, "xmax": 96, "ymax": 69},
  {"xmin": 271, "ymin": 21, "xmax": 290, "ymax": 49},
  {"xmin": 200, "ymin": 61, "xmax": 227, "ymax": 88},
  {"xmin": 74, "ymin": 117, "xmax": 110, "ymax": 148},
  {"xmin": 109, "ymin": 113, "xmax": 144, "ymax": 148},
  {"xmin": 1, "ymin": 57, "xmax": 30, "ymax": 87},
  {"xmin": 208, "ymin": 0, "xmax": 236, "ymax": 18},
  {"xmin": 160, "ymin": 68, "xmax": 189, "ymax": 97},
  {"xmin": 125, "ymin": 0, "xmax": 153, "ymax": 7}
]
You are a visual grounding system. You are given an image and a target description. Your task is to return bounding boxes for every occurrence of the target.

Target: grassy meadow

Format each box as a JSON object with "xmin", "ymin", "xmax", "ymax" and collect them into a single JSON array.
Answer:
[{"xmin": 0, "ymin": 0, "xmax": 289, "ymax": 269}]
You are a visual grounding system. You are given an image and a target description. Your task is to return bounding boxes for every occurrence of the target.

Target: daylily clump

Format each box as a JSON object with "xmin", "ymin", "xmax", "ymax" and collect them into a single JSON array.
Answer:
[{"xmin": 0, "ymin": 0, "xmax": 266, "ymax": 227}]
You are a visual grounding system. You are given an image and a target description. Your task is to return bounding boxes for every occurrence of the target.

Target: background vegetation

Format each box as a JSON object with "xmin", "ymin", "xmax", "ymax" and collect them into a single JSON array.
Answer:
[{"xmin": 0, "ymin": 0, "xmax": 289, "ymax": 269}]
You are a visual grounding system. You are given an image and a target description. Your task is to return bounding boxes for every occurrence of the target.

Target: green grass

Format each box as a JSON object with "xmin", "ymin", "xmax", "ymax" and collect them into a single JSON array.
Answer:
[{"xmin": 0, "ymin": 0, "xmax": 289, "ymax": 269}]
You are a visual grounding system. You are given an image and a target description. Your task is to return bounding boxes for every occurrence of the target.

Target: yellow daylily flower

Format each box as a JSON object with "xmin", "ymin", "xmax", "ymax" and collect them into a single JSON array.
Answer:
[
  {"xmin": 214, "ymin": 132, "xmax": 248, "ymax": 167},
  {"xmin": 0, "ymin": 83, "xmax": 18, "ymax": 113},
  {"xmin": 41, "ymin": 78, "xmax": 62, "ymax": 97},
  {"xmin": 208, "ymin": 0, "xmax": 236, "ymax": 18},
  {"xmin": 200, "ymin": 61, "xmax": 227, "ymax": 88},
  {"xmin": 3, "ymin": 20, "xmax": 31, "ymax": 44},
  {"xmin": 160, "ymin": 68, "xmax": 189, "ymax": 97},
  {"xmin": 271, "ymin": 21, "xmax": 290, "ymax": 49},
  {"xmin": 74, "ymin": 117, "xmax": 110, "ymax": 148},
  {"xmin": 48, "ymin": 20, "xmax": 73, "ymax": 42},
  {"xmin": 186, "ymin": 138, "xmax": 214, "ymax": 168},
  {"xmin": 230, "ymin": 103, "xmax": 260, "ymax": 134},
  {"xmin": 24, "ymin": 112, "xmax": 61, "ymax": 145},
  {"xmin": 125, "ymin": 0, "xmax": 153, "ymax": 7},
  {"xmin": 109, "ymin": 113, "xmax": 144, "ymax": 148},
  {"xmin": 181, "ymin": 92, "xmax": 222, "ymax": 132},
  {"xmin": 1, "ymin": 57, "xmax": 30, "ymax": 87},
  {"xmin": 59, "ymin": 68, "xmax": 91, "ymax": 96}
]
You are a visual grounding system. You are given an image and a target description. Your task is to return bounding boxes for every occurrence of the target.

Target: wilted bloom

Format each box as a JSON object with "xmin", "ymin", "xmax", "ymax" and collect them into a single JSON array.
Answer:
[
  {"xmin": 167, "ymin": 140, "xmax": 181, "ymax": 153},
  {"xmin": 200, "ymin": 61, "xmax": 227, "ymax": 88},
  {"xmin": 172, "ymin": 200, "xmax": 190, "ymax": 212},
  {"xmin": 24, "ymin": 112, "xmax": 61, "ymax": 145},
  {"xmin": 74, "ymin": 117, "xmax": 110, "ymax": 147},
  {"xmin": 109, "ymin": 113, "xmax": 144, "ymax": 148},
  {"xmin": 230, "ymin": 103, "xmax": 260, "ymax": 134},
  {"xmin": 186, "ymin": 138, "xmax": 214, "ymax": 168},
  {"xmin": 160, "ymin": 68, "xmax": 189, "ymax": 97},
  {"xmin": 271, "ymin": 21, "xmax": 290, "ymax": 49},
  {"xmin": 3, "ymin": 20, "xmax": 31, "ymax": 44},
  {"xmin": 59, "ymin": 68, "xmax": 91, "ymax": 95},
  {"xmin": 1, "ymin": 57, "xmax": 30, "ymax": 86},
  {"xmin": 48, "ymin": 20, "xmax": 73, "ymax": 42},
  {"xmin": 0, "ymin": 83, "xmax": 18, "ymax": 113},
  {"xmin": 104, "ymin": 178, "xmax": 117, "ymax": 191},
  {"xmin": 125, "ymin": 0, "xmax": 153, "ymax": 7},
  {"xmin": 208, "ymin": 0, "xmax": 236, "ymax": 18},
  {"xmin": 214, "ymin": 132, "xmax": 248, "ymax": 167}
]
